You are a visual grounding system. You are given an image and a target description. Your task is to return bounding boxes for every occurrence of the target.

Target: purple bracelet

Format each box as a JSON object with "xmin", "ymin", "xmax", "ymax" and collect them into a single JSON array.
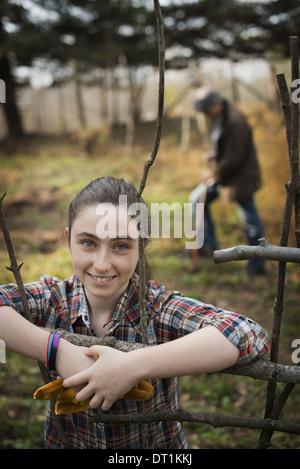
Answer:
[{"xmin": 48, "ymin": 333, "xmax": 61, "ymax": 371}]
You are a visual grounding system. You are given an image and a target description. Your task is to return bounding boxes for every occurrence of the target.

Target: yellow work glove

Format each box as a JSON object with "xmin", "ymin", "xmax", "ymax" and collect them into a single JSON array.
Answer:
[{"xmin": 33, "ymin": 378, "xmax": 154, "ymax": 415}]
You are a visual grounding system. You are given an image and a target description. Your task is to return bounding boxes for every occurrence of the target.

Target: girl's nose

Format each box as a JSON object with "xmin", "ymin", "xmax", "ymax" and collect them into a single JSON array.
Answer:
[{"xmin": 93, "ymin": 248, "xmax": 112, "ymax": 272}]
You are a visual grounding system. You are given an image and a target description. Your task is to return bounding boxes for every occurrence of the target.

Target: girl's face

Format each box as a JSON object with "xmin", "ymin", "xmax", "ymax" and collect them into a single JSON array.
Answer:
[{"xmin": 67, "ymin": 204, "xmax": 139, "ymax": 307}]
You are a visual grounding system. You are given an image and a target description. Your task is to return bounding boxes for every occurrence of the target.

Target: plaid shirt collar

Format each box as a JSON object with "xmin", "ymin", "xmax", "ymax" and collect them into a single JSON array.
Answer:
[{"xmin": 69, "ymin": 273, "xmax": 143, "ymax": 335}]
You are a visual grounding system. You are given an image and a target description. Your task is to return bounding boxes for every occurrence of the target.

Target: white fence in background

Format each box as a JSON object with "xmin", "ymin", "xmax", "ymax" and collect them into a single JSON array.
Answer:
[{"xmin": 0, "ymin": 58, "xmax": 281, "ymax": 138}]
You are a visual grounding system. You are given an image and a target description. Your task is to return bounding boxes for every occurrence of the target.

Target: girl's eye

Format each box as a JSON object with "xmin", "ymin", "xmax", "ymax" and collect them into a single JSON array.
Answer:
[
  {"xmin": 115, "ymin": 243, "xmax": 129, "ymax": 251},
  {"xmin": 82, "ymin": 240, "xmax": 95, "ymax": 248}
]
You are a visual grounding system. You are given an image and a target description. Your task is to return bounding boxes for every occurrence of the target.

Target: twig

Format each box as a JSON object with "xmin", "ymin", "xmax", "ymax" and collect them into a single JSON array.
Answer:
[
  {"xmin": 271, "ymin": 38, "xmax": 299, "ymax": 365},
  {"xmin": 136, "ymin": 0, "xmax": 165, "ymax": 347},
  {"xmin": 0, "ymin": 192, "xmax": 71, "ymax": 449},
  {"xmin": 93, "ymin": 409, "xmax": 300, "ymax": 436},
  {"xmin": 0, "ymin": 193, "xmax": 48, "ymax": 385},
  {"xmin": 214, "ymin": 237, "xmax": 300, "ymax": 264},
  {"xmin": 55, "ymin": 329, "xmax": 300, "ymax": 384},
  {"xmin": 135, "ymin": 0, "xmax": 165, "ymax": 448},
  {"xmin": 0, "ymin": 193, "xmax": 34, "ymax": 325},
  {"xmin": 258, "ymin": 35, "xmax": 300, "ymax": 449},
  {"xmin": 53, "ymin": 329, "xmax": 300, "ymax": 438},
  {"xmin": 136, "ymin": 0, "xmax": 165, "ymax": 199},
  {"xmin": 56, "ymin": 329, "xmax": 146, "ymax": 351}
]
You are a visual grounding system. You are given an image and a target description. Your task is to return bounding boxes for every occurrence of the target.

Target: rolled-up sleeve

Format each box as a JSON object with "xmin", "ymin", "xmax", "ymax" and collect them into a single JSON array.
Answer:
[
  {"xmin": 0, "ymin": 277, "xmax": 57, "ymax": 328},
  {"xmin": 157, "ymin": 295, "xmax": 270, "ymax": 365},
  {"xmin": 202, "ymin": 311, "xmax": 270, "ymax": 364}
]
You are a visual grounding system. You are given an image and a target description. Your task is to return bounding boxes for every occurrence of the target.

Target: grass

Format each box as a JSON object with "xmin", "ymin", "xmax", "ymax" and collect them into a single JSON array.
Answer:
[{"xmin": 0, "ymin": 110, "xmax": 299, "ymax": 449}]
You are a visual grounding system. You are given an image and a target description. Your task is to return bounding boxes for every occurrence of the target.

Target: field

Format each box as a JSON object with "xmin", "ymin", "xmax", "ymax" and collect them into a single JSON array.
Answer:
[{"xmin": 0, "ymin": 108, "xmax": 299, "ymax": 449}]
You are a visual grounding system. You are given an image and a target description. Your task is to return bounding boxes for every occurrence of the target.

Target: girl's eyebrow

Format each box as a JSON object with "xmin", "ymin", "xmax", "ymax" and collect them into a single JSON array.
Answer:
[
  {"xmin": 75, "ymin": 231, "xmax": 99, "ymax": 240},
  {"xmin": 75, "ymin": 231, "xmax": 137, "ymax": 242}
]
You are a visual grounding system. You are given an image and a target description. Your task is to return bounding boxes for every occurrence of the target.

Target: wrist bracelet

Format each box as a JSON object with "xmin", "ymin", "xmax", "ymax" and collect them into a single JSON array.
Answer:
[
  {"xmin": 46, "ymin": 332, "xmax": 54, "ymax": 368},
  {"xmin": 46, "ymin": 332, "xmax": 61, "ymax": 371},
  {"xmin": 49, "ymin": 333, "xmax": 61, "ymax": 371}
]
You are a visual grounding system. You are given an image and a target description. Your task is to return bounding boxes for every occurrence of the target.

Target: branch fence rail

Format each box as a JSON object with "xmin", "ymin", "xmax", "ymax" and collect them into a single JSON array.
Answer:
[{"xmin": 0, "ymin": 1, "xmax": 299, "ymax": 450}]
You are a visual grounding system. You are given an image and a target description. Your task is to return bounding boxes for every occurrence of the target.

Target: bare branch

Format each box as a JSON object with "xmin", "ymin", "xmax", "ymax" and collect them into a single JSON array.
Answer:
[
  {"xmin": 56, "ymin": 329, "xmax": 145, "ymax": 351},
  {"xmin": 0, "ymin": 193, "xmax": 49, "ymax": 385},
  {"xmin": 135, "ymin": 0, "xmax": 165, "ymax": 347},
  {"xmin": 0, "ymin": 193, "xmax": 33, "ymax": 325},
  {"xmin": 56, "ymin": 329, "xmax": 300, "ymax": 385},
  {"xmin": 258, "ymin": 35, "xmax": 300, "ymax": 450},
  {"xmin": 0, "ymin": 193, "xmax": 72, "ymax": 448},
  {"xmin": 93, "ymin": 409, "xmax": 300, "ymax": 436},
  {"xmin": 214, "ymin": 238, "xmax": 300, "ymax": 264},
  {"xmin": 136, "ymin": 0, "xmax": 165, "ymax": 198},
  {"xmin": 134, "ymin": 0, "xmax": 165, "ymax": 447},
  {"xmin": 222, "ymin": 357, "xmax": 300, "ymax": 384}
]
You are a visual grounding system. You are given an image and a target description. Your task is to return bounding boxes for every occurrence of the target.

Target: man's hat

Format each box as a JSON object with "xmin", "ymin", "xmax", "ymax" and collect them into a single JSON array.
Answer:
[{"xmin": 195, "ymin": 90, "xmax": 222, "ymax": 112}]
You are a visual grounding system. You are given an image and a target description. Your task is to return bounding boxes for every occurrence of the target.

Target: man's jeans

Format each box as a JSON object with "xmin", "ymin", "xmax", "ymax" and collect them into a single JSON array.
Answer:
[{"xmin": 202, "ymin": 183, "xmax": 265, "ymax": 272}]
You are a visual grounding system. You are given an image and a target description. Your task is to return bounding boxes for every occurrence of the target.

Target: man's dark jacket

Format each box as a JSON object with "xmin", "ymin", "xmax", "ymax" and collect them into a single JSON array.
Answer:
[{"xmin": 214, "ymin": 100, "xmax": 261, "ymax": 201}]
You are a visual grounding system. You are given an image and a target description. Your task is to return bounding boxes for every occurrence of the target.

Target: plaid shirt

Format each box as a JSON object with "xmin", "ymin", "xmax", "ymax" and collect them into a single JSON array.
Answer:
[{"xmin": 0, "ymin": 273, "xmax": 270, "ymax": 449}]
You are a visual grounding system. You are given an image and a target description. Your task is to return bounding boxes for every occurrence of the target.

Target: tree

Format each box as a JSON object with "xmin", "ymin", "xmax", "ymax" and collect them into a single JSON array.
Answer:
[
  {"xmin": 254, "ymin": 0, "xmax": 300, "ymax": 56},
  {"xmin": 161, "ymin": 0, "xmax": 300, "ymax": 66},
  {"xmin": 0, "ymin": 0, "xmax": 158, "ymax": 137},
  {"xmin": 0, "ymin": 0, "xmax": 59, "ymax": 138},
  {"xmin": 1, "ymin": 0, "xmax": 300, "ymax": 139},
  {"xmin": 0, "ymin": 1, "xmax": 24, "ymax": 139}
]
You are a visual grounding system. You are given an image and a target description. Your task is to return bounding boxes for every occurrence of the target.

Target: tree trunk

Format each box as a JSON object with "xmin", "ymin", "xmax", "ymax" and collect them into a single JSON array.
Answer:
[{"xmin": 0, "ymin": 13, "xmax": 23, "ymax": 139}]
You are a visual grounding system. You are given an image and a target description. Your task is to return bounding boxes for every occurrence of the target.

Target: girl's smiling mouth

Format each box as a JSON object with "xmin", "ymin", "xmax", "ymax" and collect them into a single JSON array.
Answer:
[{"xmin": 88, "ymin": 273, "xmax": 116, "ymax": 286}]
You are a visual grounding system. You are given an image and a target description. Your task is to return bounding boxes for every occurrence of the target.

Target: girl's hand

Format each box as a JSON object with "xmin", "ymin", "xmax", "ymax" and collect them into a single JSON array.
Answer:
[
  {"xmin": 62, "ymin": 345, "xmax": 138, "ymax": 411},
  {"xmin": 55, "ymin": 339, "xmax": 97, "ymax": 381}
]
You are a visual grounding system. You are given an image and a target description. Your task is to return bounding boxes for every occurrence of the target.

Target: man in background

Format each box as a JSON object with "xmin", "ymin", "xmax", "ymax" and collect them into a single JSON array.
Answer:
[{"xmin": 194, "ymin": 90, "xmax": 265, "ymax": 275}]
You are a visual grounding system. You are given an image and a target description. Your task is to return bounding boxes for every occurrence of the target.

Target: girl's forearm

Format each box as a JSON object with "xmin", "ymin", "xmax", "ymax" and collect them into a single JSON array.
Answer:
[
  {"xmin": 129, "ymin": 326, "xmax": 240, "ymax": 381},
  {"xmin": 0, "ymin": 306, "xmax": 97, "ymax": 378},
  {"xmin": 0, "ymin": 305, "xmax": 50, "ymax": 362}
]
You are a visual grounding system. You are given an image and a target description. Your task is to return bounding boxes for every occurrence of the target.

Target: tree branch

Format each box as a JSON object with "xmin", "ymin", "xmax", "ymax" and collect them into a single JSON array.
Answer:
[
  {"xmin": 213, "ymin": 238, "xmax": 300, "ymax": 264},
  {"xmin": 134, "ymin": 0, "xmax": 165, "ymax": 447},
  {"xmin": 0, "ymin": 193, "xmax": 71, "ymax": 448},
  {"xmin": 55, "ymin": 329, "xmax": 300, "ymax": 384},
  {"xmin": 135, "ymin": 0, "xmax": 165, "ymax": 350},
  {"xmin": 0, "ymin": 193, "xmax": 49, "ymax": 384},
  {"xmin": 258, "ymin": 35, "xmax": 300, "ymax": 449},
  {"xmin": 93, "ymin": 409, "xmax": 300, "ymax": 436},
  {"xmin": 136, "ymin": 0, "xmax": 165, "ymax": 199}
]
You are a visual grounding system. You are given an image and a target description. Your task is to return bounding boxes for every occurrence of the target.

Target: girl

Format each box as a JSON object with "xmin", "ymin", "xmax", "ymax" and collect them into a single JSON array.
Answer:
[{"xmin": 0, "ymin": 177, "xmax": 270, "ymax": 449}]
